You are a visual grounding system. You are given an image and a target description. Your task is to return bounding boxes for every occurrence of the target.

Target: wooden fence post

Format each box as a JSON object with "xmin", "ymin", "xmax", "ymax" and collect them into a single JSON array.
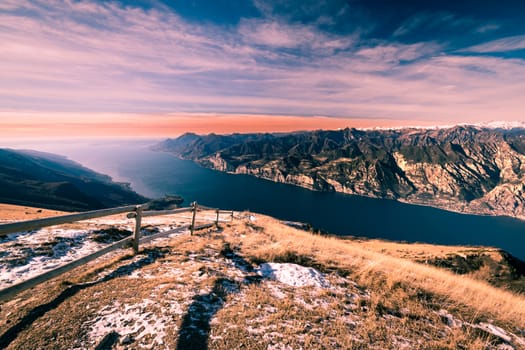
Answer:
[
  {"xmin": 0, "ymin": 203, "xmax": 210, "ymax": 302},
  {"xmin": 215, "ymin": 209, "xmax": 220, "ymax": 226},
  {"xmin": 133, "ymin": 205, "xmax": 142, "ymax": 253},
  {"xmin": 190, "ymin": 201, "xmax": 197, "ymax": 235},
  {"xmin": 231, "ymin": 210, "xmax": 234, "ymax": 221}
]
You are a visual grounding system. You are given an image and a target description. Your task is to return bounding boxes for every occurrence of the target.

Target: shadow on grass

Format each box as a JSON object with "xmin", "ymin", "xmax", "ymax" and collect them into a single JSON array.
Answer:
[
  {"xmin": 175, "ymin": 243, "xmax": 261, "ymax": 350},
  {"xmin": 94, "ymin": 330, "xmax": 120, "ymax": 350},
  {"xmin": 175, "ymin": 278, "xmax": 238, "ymax": 350},
  {"xmin": 0, "ymin": 249, "xmax": 164, "ymax": 349}
]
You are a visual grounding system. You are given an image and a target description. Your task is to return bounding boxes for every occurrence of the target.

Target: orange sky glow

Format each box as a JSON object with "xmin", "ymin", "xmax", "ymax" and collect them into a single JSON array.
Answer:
[{"xmin": 0, "ymin": 112, "xmax": 447, "ymax": 139}]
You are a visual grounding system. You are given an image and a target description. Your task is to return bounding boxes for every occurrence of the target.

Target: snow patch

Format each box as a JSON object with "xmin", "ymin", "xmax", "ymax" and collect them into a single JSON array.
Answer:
[
  {"xmin": 83, "ymin": 299, "xmax": 171, "ymax": 349},
  {"xmin": 128, "ymin": 266, "xmax": 185, "ymax": 280},
  {"xmin": 0, "ymin": 228, "xmax": 103, "ymax": 287},
  {"xmin": 477, "ymin": 120, "xmax": 525, "ymax": 130},
  {"xmin": 257, "ymin": 263, "xmax": 330, "ymax": 288},
  {"xmin": 0, "ymin": 216, "xmax": 189, "ymax": 288}
]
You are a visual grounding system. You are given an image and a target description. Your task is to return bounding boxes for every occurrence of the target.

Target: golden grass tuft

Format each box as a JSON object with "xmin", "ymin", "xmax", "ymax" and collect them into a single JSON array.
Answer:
[{"xmin": 226, "ymin": 214, "xmax": 525, "ymax": 328}]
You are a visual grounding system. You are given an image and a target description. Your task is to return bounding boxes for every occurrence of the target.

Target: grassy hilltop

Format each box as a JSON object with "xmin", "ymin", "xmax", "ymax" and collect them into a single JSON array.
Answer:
[{"xmin": 0, "ymin": 204, "xmax": 524, "ymax": 349}]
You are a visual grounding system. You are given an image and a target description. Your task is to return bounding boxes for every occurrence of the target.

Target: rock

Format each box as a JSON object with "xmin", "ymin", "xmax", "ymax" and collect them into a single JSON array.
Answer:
[
  {"xmin": 156, "ymin": 126, "xmax": 525, "ymax": 219},
  {"xmin": 437, "ymin": 309, "xmax": 463, "ymax": 328},
  {"xmin": 468, "ymin": 322, "xmax": 525, "ymax": 348},
  {"xmin": 474, "ymin": 322, "xmax": 512, "ymax": 343},
  {"xmin": 120, "ymin": 334, "xmax": 133, "ymax": 345}
]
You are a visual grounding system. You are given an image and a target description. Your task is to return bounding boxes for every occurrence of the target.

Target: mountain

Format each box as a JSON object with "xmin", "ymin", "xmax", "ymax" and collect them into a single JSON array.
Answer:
[
  {"xmin": 155, "ymin": 126, "xmax": 525, "ymax": 219},
  {"xmin": 0, "ymin": 148, "xmax": 148, "ymax": 211}
]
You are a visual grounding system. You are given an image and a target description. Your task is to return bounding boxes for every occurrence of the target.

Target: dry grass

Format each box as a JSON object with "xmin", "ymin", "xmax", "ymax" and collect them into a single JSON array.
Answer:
[
  {"xmin": 0, "ymin": 203, "xmax": 68, "ymax": 221},
  {"xmin": 225, "ymin": 214, "xmax": 525, "ymax": 329},
  {"xmin": 1, "ymin": 208, "xmax": 525, "ymax": 349},
  {"xmin": 349, "ymin": 237, "xmax": 501, "ymax": 261}
]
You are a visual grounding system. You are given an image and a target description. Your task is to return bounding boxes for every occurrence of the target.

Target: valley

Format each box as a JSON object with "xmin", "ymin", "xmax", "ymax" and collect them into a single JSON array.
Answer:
[{"xmin": 156, "ymin": 126, "xmax": 525, "ymax": 220}]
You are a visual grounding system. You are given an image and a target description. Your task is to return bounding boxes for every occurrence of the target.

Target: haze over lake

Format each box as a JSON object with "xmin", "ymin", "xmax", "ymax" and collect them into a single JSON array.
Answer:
[{"xmin": 3, "ymin": 138, "xmax": 525, "ymax": 260}]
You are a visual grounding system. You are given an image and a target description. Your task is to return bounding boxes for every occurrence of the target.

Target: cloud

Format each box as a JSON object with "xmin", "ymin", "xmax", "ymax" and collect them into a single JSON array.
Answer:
[
  {"xmin": 461, "ymin": 35, "xmax": 525, "ymax": 53},
  {"xmin": 354, "ymin": 43, "xmax": 441, "ymax": 64},
  {"xmin": 475, "ymin": 24, "xmax": 500, "ymax": 33},
  {"xmin": 238, "ymin": 19, "xmax": 353, "ymax": 52},
  {"xmin": 239, "ymin": 20, "xmax": 315, "ymax": 48},
  {"xmin": 0, "ymin": 0, "xmax": 524, "ymax": 128},
  {"xmin": 393, "ymin": 11, "xmax": 475, "ymax": 37}
]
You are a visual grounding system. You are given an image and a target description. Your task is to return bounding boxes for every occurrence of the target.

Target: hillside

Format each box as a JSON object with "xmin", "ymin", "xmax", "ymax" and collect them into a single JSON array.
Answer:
[
  {"xmin": 1, "ymin": 204, "xmax": 525, "ymax": 349},
  {"xmin": 155, "ymin": 126, "xmax": 525, "ymax": 220},
  {"xmin": 0, "ymin": 148, "xmax": 148, "ymax": 211}
]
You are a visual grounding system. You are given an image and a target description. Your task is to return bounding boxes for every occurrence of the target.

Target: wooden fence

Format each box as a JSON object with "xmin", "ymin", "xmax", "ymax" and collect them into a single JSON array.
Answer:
[{"xmin": 0, "ymin": 202, "xmax": 233, "ymax": 302}]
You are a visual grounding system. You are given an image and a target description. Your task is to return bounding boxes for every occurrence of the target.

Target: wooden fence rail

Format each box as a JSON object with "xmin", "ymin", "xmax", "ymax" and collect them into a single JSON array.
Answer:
[
  {"xmin": 196, "ymin": 204, "xmax": 217, "ymax": 211},
  {"xmin": 0, "ymin": 202, "xmax": 232, "ymax": 302},
  {"xmin": 0, "ymin": 236, "xmax": 134, "ymax": 302},
  {"xmin": 0, "ymin": 205, "xmax": 138, "ymax": 237},
  {"xmin": 131, "ymin": 207, "xmax": 193, "ymax": 218}
]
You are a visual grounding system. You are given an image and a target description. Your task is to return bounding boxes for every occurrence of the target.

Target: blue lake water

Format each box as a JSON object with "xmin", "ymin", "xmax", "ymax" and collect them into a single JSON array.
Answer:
[{"xmin": 4, "ymin": 138, "xmax": 525, "ymax": 260}]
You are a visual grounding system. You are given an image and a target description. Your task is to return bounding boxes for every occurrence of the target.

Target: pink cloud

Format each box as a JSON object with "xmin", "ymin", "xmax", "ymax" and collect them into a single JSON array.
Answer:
[
  {"xmin": 461, "ymin": 35, "xmax": 525, "ymax": 53},
  {"xmin": 0, "ymin": 0, "xmax": 523, "ymax": 127},
  {"xmin": 238, "ymin": 19, "xmax": 353, "ymax": 51}
]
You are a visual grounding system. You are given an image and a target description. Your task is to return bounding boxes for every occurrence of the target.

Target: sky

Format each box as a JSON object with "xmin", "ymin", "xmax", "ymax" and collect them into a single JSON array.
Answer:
[{"xmin": 1, "ymin": 0, "xmax": 525, "ymax": 137}]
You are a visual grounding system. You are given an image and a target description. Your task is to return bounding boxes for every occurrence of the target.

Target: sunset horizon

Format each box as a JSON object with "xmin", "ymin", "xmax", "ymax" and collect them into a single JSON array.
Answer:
[{"xmin": 0, "ymin": 111, "xmax": 469, "ymax": 139}]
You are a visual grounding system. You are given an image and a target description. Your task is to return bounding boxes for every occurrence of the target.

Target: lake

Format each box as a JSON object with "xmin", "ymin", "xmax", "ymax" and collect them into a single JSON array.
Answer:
[{"xmin": 4, "ymin": 138, "xmax": 525, "ymax": 260}]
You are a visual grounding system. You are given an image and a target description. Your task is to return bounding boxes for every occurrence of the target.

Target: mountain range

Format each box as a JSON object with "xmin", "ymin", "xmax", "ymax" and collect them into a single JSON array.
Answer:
[
  {"xmin": 155, "ymin": 125, "xmax": 525, "ymax": 220},
  {"xmin": 0, "ymin": 148, "xmax": 148, "ymax": 211}
]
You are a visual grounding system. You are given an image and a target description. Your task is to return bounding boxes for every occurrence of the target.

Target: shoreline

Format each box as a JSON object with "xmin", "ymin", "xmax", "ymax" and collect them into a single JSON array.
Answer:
[{"xmin": 171, "ymin": 154, "xmax": 525, "ymax": 223}]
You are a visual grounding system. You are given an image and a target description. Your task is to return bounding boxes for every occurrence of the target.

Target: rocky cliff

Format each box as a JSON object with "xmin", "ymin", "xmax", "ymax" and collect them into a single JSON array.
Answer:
[{"xmin": 155, "ymin": 126, "xmax": 525, "ymax": 219}]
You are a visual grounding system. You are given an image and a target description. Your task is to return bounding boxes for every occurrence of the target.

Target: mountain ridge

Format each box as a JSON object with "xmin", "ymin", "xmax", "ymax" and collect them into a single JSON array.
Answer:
[
  {"xmin": 155, "ymin": 125, "xmax": 525, "ymax": 220},
  {"xmin": 0, "ymin": 148, "xmax": 148, "ymax": 211}
]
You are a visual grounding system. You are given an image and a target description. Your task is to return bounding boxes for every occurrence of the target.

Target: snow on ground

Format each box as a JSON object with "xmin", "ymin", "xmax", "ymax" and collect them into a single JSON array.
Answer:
[
  {"xmin": 0, "ymin": 227, "xmax": 104, "ymax": 287},
  {"xmin": 257, "ymin": 262, "xmax": 331, "ymax": 288},
  {"xmin": 0, "ymin": 214, "xmax": 193, "ymax": 288},
  {"xmin": 1, "ymin": 211, "xmax": 370, "ymax": 349},
  {"xmin": 128, "ymin": 264, "xmax": 186, "ymax": 280},
  {"xmin": 4, "ymin": 212, "xmax": 525, "ymax": 349},
  {"xmin": 75, "ymin": 233, "xmax": 354, "ymax": 349},
  {"xmin": 79, "ymin": 295, "xmax": 192, "ymax": 350},
  {"xmin": 210, "ymin": 260, "xmax": 366, "ymax": 349},
  {"xmin": 84, "ymin": 300, "xmax": 168, "ymax": 348}
]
